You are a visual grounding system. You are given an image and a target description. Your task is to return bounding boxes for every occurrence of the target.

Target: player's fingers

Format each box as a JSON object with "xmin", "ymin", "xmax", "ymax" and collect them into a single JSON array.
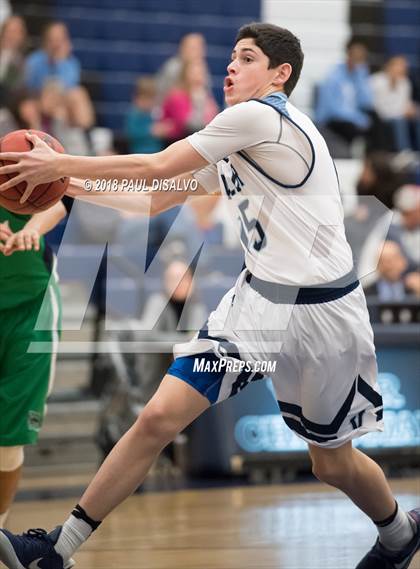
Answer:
[
  {"xmin": 0, "ymin": 163, "xmax": 21, "ymax": 176},
  {"xmin": 33, "ymin": 233, "xmax": 40, "ymax": 251},
  {"xmin": 24, "ymin": 232, "xmax": 33, "ymax": 250},
  {"xmin": 0, "ymin": 173, "xmax": 26, "ymax": 192},
  {"xmin": 6, "ymin": 233, "xmax": 24, "ymax": 251},
  {"xmin": 19, "ymin": 182, "xmax": 35, "ymax": 203},
  {"xmin": 26, "ymin": 132, "xmax": 48, "ymax": 149},
  {"xmin": 0, "ymin": 152, "xmax": 21, "ymax": 163}
]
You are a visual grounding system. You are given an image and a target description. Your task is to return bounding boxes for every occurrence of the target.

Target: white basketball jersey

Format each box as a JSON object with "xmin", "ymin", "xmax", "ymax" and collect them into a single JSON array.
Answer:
[{"xmin": 189, "ymin": 92, "xmax": 354, "ymax": 286}]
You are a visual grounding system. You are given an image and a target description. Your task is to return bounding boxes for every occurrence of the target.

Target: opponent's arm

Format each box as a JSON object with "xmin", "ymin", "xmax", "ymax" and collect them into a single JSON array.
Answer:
[
  {"xmin": 1, "ymin": 200, "xmax": 66, "ymax": 255},
  {"xmin": 66, "ymin": 175, "xmax": 213, "ymax": 216}
]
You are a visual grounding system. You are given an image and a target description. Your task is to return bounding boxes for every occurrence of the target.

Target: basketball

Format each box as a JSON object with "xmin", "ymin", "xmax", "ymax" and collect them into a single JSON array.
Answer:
[{"xmin": 0, "ymin": 129, "xmax": 69, "ymax": 215}]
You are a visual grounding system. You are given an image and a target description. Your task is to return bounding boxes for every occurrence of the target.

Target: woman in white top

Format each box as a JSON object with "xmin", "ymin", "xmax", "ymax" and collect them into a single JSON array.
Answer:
[{"xmin": 370, "ymin": 55, "xmax": 420, "ymax": 151}]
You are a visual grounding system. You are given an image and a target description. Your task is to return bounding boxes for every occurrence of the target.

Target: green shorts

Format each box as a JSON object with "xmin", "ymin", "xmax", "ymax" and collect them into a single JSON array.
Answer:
[{"xmin": 0, "ymin": 279, "xmax": 61, "ymax": 446}]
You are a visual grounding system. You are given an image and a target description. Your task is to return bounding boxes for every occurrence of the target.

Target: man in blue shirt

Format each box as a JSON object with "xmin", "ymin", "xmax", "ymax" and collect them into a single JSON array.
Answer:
[
  {"xmin": 25, "ymin": 22, "xmax": 95, "ymax": 130},
  {"xmin": 316, "ymin": 39, "xmax": 373, "ymax": 145}
]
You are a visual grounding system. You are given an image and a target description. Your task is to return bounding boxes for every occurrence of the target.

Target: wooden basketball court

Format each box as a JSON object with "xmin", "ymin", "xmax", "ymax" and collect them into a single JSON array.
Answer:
[{"xmin": 6, "ymin": 477, "xmax": 419, "ymax": 569}]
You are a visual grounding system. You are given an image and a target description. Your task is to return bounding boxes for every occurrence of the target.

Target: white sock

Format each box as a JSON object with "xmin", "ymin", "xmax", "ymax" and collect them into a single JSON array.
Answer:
[
  {"xmin": 0, "ymin": 510, "xmax": 9, "ymax": 529},
  {"xmin": 376, "ymin": 503, "xmax": 416, "ymax": 552},
  {"xmin": 54, "ymin": 515, "xmax": 93, "ymax": 561}
]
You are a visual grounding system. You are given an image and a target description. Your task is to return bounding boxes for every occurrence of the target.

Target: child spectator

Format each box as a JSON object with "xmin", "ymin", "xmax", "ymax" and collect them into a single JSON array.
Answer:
[{"xmin": 125, "ymin": 76, "xmax": 168, "ymax": 154}]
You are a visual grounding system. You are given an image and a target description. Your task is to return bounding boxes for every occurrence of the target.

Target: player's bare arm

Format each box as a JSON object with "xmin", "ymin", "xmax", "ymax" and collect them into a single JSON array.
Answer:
[
  {"xmin": 66, "ymin": 174, "xmax": 213, "ymax": 216},
  {"xmin": 0, "ymin": 200, "xmax": 66, "ymax": 256},
  {"xmin": 0, "ymin": 133, "xmax": 210, "ymax": 203}
]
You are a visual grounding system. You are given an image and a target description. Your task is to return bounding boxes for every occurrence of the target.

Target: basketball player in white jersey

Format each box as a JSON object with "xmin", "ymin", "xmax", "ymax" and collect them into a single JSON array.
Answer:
[{"xmin": 0, "ymin": 22, "xmax": 418, "ymax": 569}]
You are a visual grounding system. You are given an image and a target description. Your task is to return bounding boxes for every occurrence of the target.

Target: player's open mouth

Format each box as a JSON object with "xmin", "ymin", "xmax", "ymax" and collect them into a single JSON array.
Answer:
[{"xmin": 224, "ymin": 77, "xmax": 234, "ymax": 91}]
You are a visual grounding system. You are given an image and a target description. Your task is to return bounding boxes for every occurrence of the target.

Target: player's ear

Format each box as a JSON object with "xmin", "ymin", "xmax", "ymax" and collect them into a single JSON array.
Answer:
[{"xmin": 273, "ymin": 62, "xmax": 292, "ymax": 89}]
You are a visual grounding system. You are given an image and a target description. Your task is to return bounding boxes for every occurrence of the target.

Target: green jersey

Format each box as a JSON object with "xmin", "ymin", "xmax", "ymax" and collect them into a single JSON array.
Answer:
[{"xmin": 0, "ymin": 206, "xmax": 54, "ymax": 310}]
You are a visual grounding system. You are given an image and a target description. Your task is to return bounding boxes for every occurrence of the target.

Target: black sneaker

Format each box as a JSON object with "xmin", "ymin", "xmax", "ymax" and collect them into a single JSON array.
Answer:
[
  {"xmin": 0, "ymin": 527, "xmax": 75, "ymax": 569},
  {"xmin": 356, "ymin": 508, "xmax": 420, "ymax": 569}
]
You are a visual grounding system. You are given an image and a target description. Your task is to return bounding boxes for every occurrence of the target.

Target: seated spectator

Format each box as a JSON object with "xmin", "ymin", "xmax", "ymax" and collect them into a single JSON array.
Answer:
[
  {"xmin": 388, "ymin": 184, "xmax": 420, "ymax": 267},
  {"xmin": 161, "ymin": 60, "xmax": 218, "ymax": 144},
  {"xmin": 0, "ymin": 15, "xmax": 27, "ymax": 106},
  {"xmin": 39, "ymin": 80, "xmax": 91, "ymax": 155},
  {"xmin": 355, "ymin": 151, "xmax": 408, "ymax": 210},
  {"xmin": 364, "ymin": 240, "xmax": 420, "ymax": 300},
  {"xmin": 156, "ymin": 33, "xmax": 207, "ymax": 103},
  {"xmin": 370, "ymin": 55, "xmax": 420, "ymax": 152},
  {"xmin": 125, "ymin": 76, "xmax": 169, "ymax": 154},
  {"xmin": 315, "ymin": 39, "xmax": 373, "ymax": 146},
  {"xmin": 358, "ymin": 185, "xmax": 420, "ymax": 286},
  {"xmin": 25, "ymin": 21, "xmax": 95, "ymax": 130}
]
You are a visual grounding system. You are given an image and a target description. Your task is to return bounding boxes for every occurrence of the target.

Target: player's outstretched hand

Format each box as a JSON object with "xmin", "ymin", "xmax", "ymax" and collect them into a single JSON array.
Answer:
[
  {"xmin": 1, "ymin": 227, "xmax": 40, "ymax": 256},
  {"xmin": 0, "ymin": 133, "xmax": 61, "ymax": 203}
]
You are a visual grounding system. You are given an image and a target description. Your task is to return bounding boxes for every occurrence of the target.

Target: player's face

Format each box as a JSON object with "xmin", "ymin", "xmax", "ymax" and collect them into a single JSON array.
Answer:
[{"xmin": 224, "ymin": 39, "xmax": 283, "ymax": 106}]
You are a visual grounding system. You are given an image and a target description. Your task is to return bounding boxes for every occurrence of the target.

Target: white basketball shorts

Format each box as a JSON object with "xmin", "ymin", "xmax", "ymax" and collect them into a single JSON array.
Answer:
[{"xmin": 168, "ymin": 269, "xmax": 383, "ymax": 448}]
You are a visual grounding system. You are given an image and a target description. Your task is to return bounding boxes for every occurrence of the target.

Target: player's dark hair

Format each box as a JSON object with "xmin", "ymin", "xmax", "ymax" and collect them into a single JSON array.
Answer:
[{"xmin": 235, "ymin": 22, "xmax": 304, "ymax": 96}]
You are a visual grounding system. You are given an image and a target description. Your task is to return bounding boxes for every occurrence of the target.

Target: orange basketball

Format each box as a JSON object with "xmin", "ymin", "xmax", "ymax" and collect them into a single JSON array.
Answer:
[{"xmin": 0, "ymin": 129, "xmax": 69, "ymax": 215}]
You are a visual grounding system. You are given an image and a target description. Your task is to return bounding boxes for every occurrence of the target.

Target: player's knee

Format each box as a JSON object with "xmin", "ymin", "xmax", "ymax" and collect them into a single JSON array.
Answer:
[
  {"xmin": 135, "ymin": 404, "xmax": 178, "ymax": 445},
  {"xmin": 0, "ymin": 446, "xmax": 24, "ymax": 472},
  {"xmin": 311, "ymin": 450, "xmax": 353, "ymax": 488}
]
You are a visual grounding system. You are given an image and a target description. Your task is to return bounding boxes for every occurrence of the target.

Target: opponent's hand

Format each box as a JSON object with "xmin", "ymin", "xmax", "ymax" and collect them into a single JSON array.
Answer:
[
  {"xmin": 1, "ymin": 227, "xmax": 40, "ymax": 256},
  {"xmin": 0, "ymin": 220, "xmax": 12, "ymax": 249},
  {"xmin": 0, "ymin": 133, "xmax": 61, "ymax": 203}
]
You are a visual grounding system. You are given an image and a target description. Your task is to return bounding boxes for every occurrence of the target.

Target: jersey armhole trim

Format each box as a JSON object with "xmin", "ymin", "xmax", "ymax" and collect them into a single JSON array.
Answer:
[{"xmin": 239, "ymin": 98, "xmax": 316, "ymax": 189}]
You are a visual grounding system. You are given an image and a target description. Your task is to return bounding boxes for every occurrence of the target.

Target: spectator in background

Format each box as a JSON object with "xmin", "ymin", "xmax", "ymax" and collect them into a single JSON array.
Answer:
[
  {"xmin": 355, "ymin": 151, "xmax": 408, "ymax": 210},
  {"xmin": 156, "ymin": 33, "xmax": 207, "ymax": 103},
  {"xmin": 358, "ymin": 185, "xmax": 420, "ymax": 287},
  {"xmin": 125, "ymin": 76, "xmax": 169, "ymax": 154},
  {"xmin": 370, "ymin": 55, "xmax": 420, "ymax": 152},
  {"xmin": 363, "ymin": 240, "xmax": 420, "ymax": 300},
  {"xmin": 25, "ymin": 21, "xmax": 95, "ymax": 131},
  {"xmin": 316, "ymin": 38, "xmax": 373, "ymax": 147},
  {"xmin": 388, "ymin": 184, "xmax": 420, "ymax": 267},
  {"xmin": 0, "ymin": 15, "xmax": 27, "ymax": 106},
  {"xmin": 161, "ymin": 59, "xmax": 218, "ymax": 144}
]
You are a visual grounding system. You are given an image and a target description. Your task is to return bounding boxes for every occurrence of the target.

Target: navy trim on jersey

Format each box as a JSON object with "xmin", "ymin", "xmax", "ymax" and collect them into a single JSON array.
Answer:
[
  {"xmin": 238, "ymin": 93, "xmax": 316, "ymax": 189},
  {"xmin": 245, "ymin": 268, "xmax": 360, "ymax": 304},
  {"xmin": 278, "ymin": 374, "xmax": 383, "ymax": 443}
]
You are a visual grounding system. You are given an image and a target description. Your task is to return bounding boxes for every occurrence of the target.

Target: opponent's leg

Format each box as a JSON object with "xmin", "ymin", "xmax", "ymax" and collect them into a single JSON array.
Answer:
[
  {"xmin": 0, "ymin": 447, "xmax": 24, "ymax": 529},
  {"xmin": 309, "ymin": 442, "xmax": 419, "ymax": 568},
  {"xmin": 0, "ymin": 374, "xmax": 209, "ymax": 569}
]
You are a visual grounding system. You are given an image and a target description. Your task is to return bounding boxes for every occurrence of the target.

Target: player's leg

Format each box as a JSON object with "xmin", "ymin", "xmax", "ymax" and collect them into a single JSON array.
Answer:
[
  {"xmin": 0, "ymin": 373, "xmax": 210, "ymax": 569},
  {"xmin": 79, "ymin": 374, "xmax": 210, "ymax": 521},
  {"xmin": 0, "ymin": 448, "xmax": 24, "ymax": 529},
  {"xmin": 0, "ymin": 289, "xmax": 60, "ymax": 530},
  {"xmin": 309, "ymin": 442, "xmax": 420, "ymax": 568}
]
